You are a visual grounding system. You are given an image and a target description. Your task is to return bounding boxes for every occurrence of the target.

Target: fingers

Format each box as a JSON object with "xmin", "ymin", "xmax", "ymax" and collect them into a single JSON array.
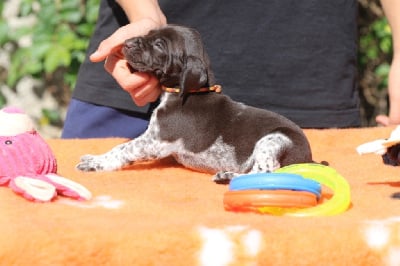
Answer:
[
  {"xmin": 90, "ymin": 19, "xmax": 160, "ymax": 63},
  {"xmin": 89, "ymin": 27, "xmax": 128, "ymax": 62},
  {"xmin": 103, "ymin": 53, "xmax": 132, "ymax": 85},
  {"xmin": 89, "ymin": 18, "xmax": 163, "ymax": 106},
  {"xmin": 375, "ymin": 114, "xmax": 400, "ymax": 126},
  {"xmin": 104, "ymin": 53, "xmax": 161, "ymax": 106},
  {"xmin": 129, "ymin": 75, "xmax": 161, "ymax": 106},
  {"xmin": 90, "ymin": 44, "xmax": 123, "ymax": 63}
]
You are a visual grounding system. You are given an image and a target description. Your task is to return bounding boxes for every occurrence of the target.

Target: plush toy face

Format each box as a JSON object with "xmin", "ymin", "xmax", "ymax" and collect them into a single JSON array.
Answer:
[{"xmin": 0, "ymin": 131, "xmax": 57, "ymax": 179}]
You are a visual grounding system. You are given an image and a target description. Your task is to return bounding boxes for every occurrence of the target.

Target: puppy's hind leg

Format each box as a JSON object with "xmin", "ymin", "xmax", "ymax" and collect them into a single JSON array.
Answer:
[
  {"xmin": 212, "ymin": 132, "xmax": 292, "ymax": 184},
  {"xmin": 249, "ymin": 132, "xmax": 292, "ymax": 173}
]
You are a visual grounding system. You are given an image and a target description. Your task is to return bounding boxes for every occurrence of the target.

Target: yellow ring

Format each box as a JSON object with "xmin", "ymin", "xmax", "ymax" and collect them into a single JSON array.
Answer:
[{"xmin": 258, "ymin": 163, "xmax": 351, "ymax": 216}]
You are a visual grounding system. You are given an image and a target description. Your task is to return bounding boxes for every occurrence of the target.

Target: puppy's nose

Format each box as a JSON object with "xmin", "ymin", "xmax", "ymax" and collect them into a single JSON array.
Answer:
[{"xmin": 125, "ymin": 37, "xmax": 143, "ymax": 49}]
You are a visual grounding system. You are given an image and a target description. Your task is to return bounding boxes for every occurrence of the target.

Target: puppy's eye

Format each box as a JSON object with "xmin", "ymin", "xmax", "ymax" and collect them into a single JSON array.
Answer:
[{"xmin": 153, "ymin": 40, "xmax": 165, "ymax": 50}]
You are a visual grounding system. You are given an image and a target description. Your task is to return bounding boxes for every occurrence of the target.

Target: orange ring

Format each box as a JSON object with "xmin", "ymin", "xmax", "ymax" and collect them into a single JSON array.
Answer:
[{"xmin": 223, "ymin": 189, "xmax": 318, "ymax": 212}]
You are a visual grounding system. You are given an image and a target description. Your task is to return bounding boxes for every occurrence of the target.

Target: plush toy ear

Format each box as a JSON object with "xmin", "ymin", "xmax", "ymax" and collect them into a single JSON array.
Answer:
[
  {"xmin": 179, "ymin": 56, "xmax": 209, "ymax": 98},
  {"xmin": 10, "ymin": 176, "xmax": 56, "ymax": 202},
  {"xmin": 44, "ymin": 173, "xmax": 92, "ymax": 200}
]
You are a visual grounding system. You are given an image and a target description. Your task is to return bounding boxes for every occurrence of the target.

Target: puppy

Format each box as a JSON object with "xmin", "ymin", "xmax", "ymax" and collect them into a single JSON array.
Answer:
[{"xmin": 77, "ymin": 25, "xmax": 313, "ymax": 183}]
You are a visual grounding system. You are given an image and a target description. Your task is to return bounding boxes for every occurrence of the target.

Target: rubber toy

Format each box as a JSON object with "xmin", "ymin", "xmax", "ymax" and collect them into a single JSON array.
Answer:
[
  {"xmin": 228, "ymin": 172, "xmax": 321, "ymax": 198},
  {"xmin": 0, "ymin": 107, "xmax": 92, "ymax": 202},
  {"xmin": 356, "ymin": 125, "xmax": 400, "ymax": 155},
  {"xmin": 224, "ymin": 189, "xmax": 319, "ymax": 212},
  {"xmin": 266, "ymin": 163, "xmax": 351, "ymax": 216},
  {"xmin": 223, "ymin": 172, "xmax": 321, "ymax": 212},
  {"xmin": 356, "ymin": 126, "xmax": 400, "ymax": 166},
  {"xmin": 223, "ymin": 164, "xmax": 351, "ymax": 216}
]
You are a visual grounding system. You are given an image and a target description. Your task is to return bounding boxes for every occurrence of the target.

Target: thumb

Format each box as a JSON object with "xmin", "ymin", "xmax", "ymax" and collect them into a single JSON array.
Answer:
[
  {"xmin": 90, "ymin": 24, "xmax": 136, "ymax": 62},
  {"xmin": 90, "ymin": 30, "xmax": 127, "ymax": 62}
]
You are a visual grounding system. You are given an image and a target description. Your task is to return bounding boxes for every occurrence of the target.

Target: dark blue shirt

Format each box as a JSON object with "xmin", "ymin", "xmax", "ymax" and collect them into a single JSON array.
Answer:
[{"xmin": 73, "ymin": 0, "xmax": 360, "ymax": 128}]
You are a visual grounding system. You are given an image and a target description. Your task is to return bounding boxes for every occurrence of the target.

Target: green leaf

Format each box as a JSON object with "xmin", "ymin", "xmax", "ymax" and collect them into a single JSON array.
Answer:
[
  {"xmin": 375, "ymin": 63, "xmax": 390, "ymax": 78},
  {"xmin": 19, "ymin": 0, "xmax": 33, "ymax": 16},
  {"xmin": 86, "ymin": 0, "xmax": 100, "ymax": 23},
  {"xmin": 8, "ymin": 26, "xmax": 32, "ymax": 41},
  {"xmin": 58, "ymin": 28, "xmax": 78, "ymax": 48},
  {"xmin": 30, "ymin": 42, "xmax": 51, "ymax": 59},
  {"xmin": 1, "ymin": 0, "xmax": 100, "ymax": 92},
  {"xmin": 42, "ymin": 108, "xmax": 62, "ymax": 125},
  {"xmin": 72, "ymin": 38, "xmax": 89, "ymax": 50},
  {"xmin": 379, "ymin": 37, "xmax": 392, "ymax": 54},
  {"xmin": 64, "ymin": 72, "xmax": 78, "ymax": 90},
  {"xmin": 60, "ymin": 0, "xmax": 80, "ymax": 10},
  {"xmin": 366, "ymin": 47, "xmax": 378, "ymax": 60},
  {"xmin": 0, "ymin": 92, "xmax": 6, "ymax": 108},
  {"xmin": 22, "ymin": 60, "xmax": 43, "ymax": 75},
  {"xmin": 44, "ymin": 44, "xmax": 71, "ymax": 73},
  {"xmin": 60, "ymin": 10, "xmax": 82, "ymax": 23},
  {"xmin": 0, "ymin": 21, "xmax": 9, "ymax": 45},
  {"xmin": 38, "ymin": 5, "xmax": 59, "ymax": 26},
  {"xmin": 76, "ymin": 24, "xmax": 95, "ymax": 37},
  {"xmin": 71, "ymin": 50, "xmax": 87, "ymax": 63},
  {"xmin": 7, "ymin": 49, "xmax": 26, "ymax": 87}
]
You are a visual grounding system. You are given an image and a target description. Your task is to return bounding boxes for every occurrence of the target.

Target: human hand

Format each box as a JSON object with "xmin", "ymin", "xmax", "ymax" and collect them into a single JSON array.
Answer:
[
  {"xmin": 376, "ymin": 57, "xmax": 400, "ymax": 126},
  {"xmin": 90, "ymin": 18, "xmax": 163, "ymax": 106},
  {"xmin": 376, "ymin": 115, "xmax": 397, "ymax": 126},
  {"xmin": 102, "ymin": 51, "xmax": 161, "ymax": 106}
]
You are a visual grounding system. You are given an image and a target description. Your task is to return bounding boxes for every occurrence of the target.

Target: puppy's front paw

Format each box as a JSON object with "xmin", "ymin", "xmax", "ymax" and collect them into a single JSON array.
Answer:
[{"xmin": 76, "ymin": 154, "xmax": 121, "ymax": 172}]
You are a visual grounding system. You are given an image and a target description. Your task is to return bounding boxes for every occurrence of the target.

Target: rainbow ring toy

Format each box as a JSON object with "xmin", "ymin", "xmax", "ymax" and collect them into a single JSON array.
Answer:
[
  {"xmin": 270, "ymin": 163, "xmax": 351, "ymax": 216},
  {"xmin": 223, "ymin": 163, "xmax": 351, "ymax": 217},
  {"xmin": 224, "ymin": 172, "xmax": 321, "ymax": 213},
  {"xmin": 224, "ymin": 189, "xmax": 319, "ymax": 211},
  {"xmin": 229, "ymin": 172, "xmax": 321, "ymax": 198}
]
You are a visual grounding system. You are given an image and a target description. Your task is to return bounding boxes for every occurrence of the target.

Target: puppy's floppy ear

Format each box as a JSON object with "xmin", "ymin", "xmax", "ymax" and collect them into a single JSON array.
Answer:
[{"xmin": 179, "ymin": 56, "xmax": 208, "ymax": 97}]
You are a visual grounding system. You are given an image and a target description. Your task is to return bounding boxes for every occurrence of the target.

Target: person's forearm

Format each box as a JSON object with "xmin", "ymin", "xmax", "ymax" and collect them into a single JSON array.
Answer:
[
  {"xmin": 116, "ymin": 0, "xmax": 166, "ymax": 25},
  {"xmin": 381, "ymin": 0, "xmax": 400, "ymax": 123},
  {"xmin": 387, "ymin": 59, "xmax": 400, "ymax": 123}
]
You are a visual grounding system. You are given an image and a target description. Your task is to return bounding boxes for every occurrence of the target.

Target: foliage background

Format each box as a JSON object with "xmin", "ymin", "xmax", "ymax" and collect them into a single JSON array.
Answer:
[
  {"xmin": 0, "ymin": 0, "xmax": 100, "ymax": 136},
  {"xmin": 0, "ymin": 0, "xmax": 395, "ymax": 137}
]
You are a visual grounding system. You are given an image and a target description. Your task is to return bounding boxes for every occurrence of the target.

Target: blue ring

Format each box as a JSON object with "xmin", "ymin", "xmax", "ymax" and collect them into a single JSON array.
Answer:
[{"xmin": 229, "ymin": 173, "xmax": 321, "ymax": 199}]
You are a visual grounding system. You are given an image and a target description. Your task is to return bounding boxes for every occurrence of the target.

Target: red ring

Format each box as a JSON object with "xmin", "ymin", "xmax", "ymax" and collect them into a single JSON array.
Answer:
[{"xmin": 223, "ymin": 189, "xmax": 318, "ymax": 212}]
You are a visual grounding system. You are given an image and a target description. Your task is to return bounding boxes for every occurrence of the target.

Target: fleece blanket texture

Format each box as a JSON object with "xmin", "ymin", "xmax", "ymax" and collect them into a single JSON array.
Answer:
[{"xmin": 1, "ymin": 127, "xmax": 400, "ymax": 266}]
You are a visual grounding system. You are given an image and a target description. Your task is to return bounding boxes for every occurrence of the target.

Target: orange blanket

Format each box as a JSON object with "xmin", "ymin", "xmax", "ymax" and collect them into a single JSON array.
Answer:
[{"xmin": 1, "ymin": 127, "xmax": 400, "ymax": 265}]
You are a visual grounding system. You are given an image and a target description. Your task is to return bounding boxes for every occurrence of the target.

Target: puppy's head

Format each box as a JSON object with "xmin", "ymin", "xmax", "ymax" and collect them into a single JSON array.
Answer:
[{"xmin": 123, "ymin": 25, "xmax": 215, "ymax": 96}]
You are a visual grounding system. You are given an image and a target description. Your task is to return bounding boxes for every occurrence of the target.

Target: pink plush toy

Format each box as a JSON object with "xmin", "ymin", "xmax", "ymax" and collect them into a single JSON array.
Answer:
[{"xmin": 0, "ymin": 107, "xmax": 91, "ymax": 202}]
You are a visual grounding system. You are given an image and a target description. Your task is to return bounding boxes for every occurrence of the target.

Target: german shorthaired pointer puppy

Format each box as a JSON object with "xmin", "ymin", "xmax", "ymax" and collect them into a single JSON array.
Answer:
[{"xmin": 76, "ymin": 25, "xmax": 313, "ymax": 183}]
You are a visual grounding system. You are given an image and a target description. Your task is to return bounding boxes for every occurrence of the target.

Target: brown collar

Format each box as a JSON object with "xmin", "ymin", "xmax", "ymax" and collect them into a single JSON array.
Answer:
[{"xmin": 161, "ymin": 85, "xmax": 222, "ymax": 94}]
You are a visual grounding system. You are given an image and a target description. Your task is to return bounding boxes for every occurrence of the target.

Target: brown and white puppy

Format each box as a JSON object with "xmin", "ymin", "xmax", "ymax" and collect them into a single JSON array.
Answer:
[{"xmin": 76, "ymin": 25, "xmax": 313, "ymax": 183}]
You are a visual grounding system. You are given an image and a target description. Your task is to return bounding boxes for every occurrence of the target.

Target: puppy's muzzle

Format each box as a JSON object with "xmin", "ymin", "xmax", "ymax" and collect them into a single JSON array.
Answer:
[{"xmin": 124, "ymin": 37, "xmax": 145, "ymax": 50}]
